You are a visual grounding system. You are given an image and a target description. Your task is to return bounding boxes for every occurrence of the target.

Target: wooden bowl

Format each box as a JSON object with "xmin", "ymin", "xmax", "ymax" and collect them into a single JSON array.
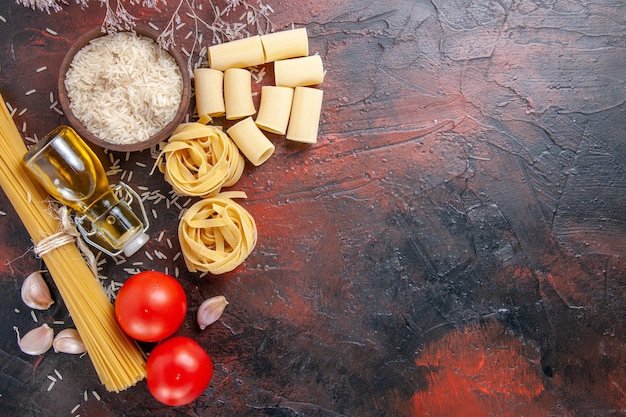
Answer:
[{"xmin": 58, "ymin": 27, "xmax": 191, "ymax": 152}]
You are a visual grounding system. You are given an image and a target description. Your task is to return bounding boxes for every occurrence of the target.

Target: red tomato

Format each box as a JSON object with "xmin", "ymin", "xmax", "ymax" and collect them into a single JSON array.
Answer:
[
  {"xmin": 115, "ymin": 271, "xmax": 187, "ymax": 342},
  {"xmin": 146, "ymin": 336, "xmax": 213, "ymax": 406}
]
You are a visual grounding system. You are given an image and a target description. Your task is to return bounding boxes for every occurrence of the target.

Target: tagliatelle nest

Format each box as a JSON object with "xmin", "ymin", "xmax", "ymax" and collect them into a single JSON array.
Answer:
[
  {"xmin": 154, "ymin": 122, "xmax": 245, "ymax": 197},
  {"xmin": 178, "ymin": 192, "xmax": 257, "ymax": 274}
]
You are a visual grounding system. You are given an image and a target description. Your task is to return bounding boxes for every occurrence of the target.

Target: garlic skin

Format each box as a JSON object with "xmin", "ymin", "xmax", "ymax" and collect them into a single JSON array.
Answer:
[
  {"xmin": 21, "ymin": 271, "xmax": 54, "ymax": 310},
  {"xmin": 14, "ymin": 323, "xmax": 54, "ymax": 355},
  {"xmin": 196, "ymin": 295, "xmax": 229, "ymax": 330},
  {"xmin": 53, "ymin": 328, "xmax": 86, "ymax": 354}
]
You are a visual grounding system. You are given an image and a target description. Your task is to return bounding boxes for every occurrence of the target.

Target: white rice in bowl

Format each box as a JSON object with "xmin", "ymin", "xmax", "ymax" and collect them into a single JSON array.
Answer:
[{"xmin": 64, "ymin": 32, "xmax": 183, "ymax": 146}]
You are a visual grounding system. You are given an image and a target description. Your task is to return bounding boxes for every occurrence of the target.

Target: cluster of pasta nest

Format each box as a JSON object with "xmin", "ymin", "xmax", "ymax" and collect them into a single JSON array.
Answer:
[{"xmin": 154, "ymin": 122, "xmax": 256, "ymax": 274}]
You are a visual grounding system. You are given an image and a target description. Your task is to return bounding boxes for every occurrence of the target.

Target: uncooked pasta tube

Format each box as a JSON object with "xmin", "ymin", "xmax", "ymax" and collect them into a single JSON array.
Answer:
[
  {"xmin": 208, "ymin": 35, "xmax": 265, "ymax": 71},
  {"xmin": 274, "ymin": 55, "xmax": 325, "ymax": 88},
  {"xmin": 287, "ymin": 86, "xmax": 324, "ymax": 144},
  {"xmin": 224, "ymin": 68, "xmax": 256, "ymax": 120},
  {"xmin": 255, "ymin": 86, "xmax": 294, "ymax": 135},
  {"xmin": 194, "ymin": 68, "xmax": 225, "ymax": 118},
  {"xmin": 227, "ymin": 117, "xmax": 275, "ymax": 166},
  {"xmin": 260, "ymin": 27, "xmax": 309, "ymax": 63}
]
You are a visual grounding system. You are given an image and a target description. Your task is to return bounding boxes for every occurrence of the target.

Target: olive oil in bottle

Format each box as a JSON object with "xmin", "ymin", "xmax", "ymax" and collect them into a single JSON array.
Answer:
[{"xmin": 24, "ymin": 125, "xmax": 148, "ymax": 256}]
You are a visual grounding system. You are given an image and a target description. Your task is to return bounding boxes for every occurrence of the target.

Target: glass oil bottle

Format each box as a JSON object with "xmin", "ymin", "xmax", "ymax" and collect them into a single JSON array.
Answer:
[{"xmin": 23, "ymin": 125, "xmax": 149, "ymax": 257}]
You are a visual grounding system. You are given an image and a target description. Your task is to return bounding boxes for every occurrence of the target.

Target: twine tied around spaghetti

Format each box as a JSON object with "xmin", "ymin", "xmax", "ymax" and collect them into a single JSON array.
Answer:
[{"xmin": 33, "ymin": 206, "xmax": 99, "ymax": 277}]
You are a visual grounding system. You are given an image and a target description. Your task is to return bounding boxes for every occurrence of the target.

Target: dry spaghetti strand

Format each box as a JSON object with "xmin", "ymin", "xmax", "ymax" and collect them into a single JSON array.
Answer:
[{"xmin": 0, "ymin": 93, "xmax": 146, "ymax": 392}]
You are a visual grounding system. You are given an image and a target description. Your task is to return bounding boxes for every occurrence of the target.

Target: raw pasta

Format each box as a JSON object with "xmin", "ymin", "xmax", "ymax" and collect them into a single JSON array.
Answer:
[
  {"xmin": 194, "ymin": 68, "xmax": 225, "ymax": 118},
  {"xmin": 286, "ymin": 87, "xmax": 324, "ymax": 144},
  {"xmin": 178, "ymin": 191, "xmax": 257, "ymax": 274},
  {"xmin": 274, "ymin": 55, "xmax": 325, "ymax": 88},
  {"xmin": 224, "ymin": 68, "xmax": 256, "ymax": 120},
  {"xmin": 255, "ymin": 86, "xmax": 294, "ymax": 135},
  {"xmin": 0, "ymin": 94, "xmax": 146, "ymax": 392},
  {"xmin": 208, "ymin": 35, "xmax": 265, "ymax": 71},
  {"xmin": 227, "ymin": 117, "xmax": 275, "ymax": 166},
  {"xmin": 260, "ymin": 27, "xmax": 309, "ymax": 63},
  {"xmin": 153, "ymin": 122, "xmax": 245, "ymax": 197}
]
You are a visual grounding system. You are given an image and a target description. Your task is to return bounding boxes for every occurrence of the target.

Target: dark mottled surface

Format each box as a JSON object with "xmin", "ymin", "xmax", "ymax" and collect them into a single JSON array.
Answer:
[{"xmin": 0, "ymin": 1, "xmax": 624, "ymax": 416}]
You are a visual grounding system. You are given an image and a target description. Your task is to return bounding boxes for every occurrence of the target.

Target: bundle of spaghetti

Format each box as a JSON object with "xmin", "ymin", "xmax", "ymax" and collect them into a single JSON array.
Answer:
[
  {"xmin": 153, "ymin": 122, "xmax": 245, "ymax": 197},
  {"xmin": 179, "ymin": 191, "xmax": 257, "ymax": 274},
  {"xmin": 0, "ymin": 94, "xmax": 146, "ymax": 392}
]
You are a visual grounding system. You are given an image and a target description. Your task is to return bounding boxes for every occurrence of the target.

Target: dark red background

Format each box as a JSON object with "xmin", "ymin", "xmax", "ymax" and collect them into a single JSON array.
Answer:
[{"xmin": 0, "ymin": 1, "xmax": 624, "ymax": 416}]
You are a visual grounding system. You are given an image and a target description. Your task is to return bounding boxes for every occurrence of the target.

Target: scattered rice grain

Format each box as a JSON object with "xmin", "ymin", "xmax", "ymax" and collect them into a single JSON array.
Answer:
[
  {"xmin": 18, "ymin": 108, "xmax": 27, "ymax": 116},
  {"xmin": 30, "ymin": 310, "xmax": 37, "ymax": 322},
  {"xmin": 54, "ymin": 369, "xmax": 62, "ymax": 380},
  {"xmin": 36, "ymin": 66, "xmax": 47, "ymax": 72},
  {"xmin": 25, "ymin": 89, "xmax": 36, "ymax": 96},
  {"xmin": 45, "ymin": 27, "xmax": 58, "ymax": 35},
  {"xmin": 152, "ymin": 208, "xmax": 158, "ymax": 219},
  {"xmin": 0, "ymin": 14, "xmax": 6, "ymax": 23},
  {"xmin": 52, "ymin": 106, "xmax": 64, "ymax": 115},
  {"xmin": 71, "ymin": 403, "xmax": 80, "ymax": 414},
  {"xmin": 53, "ymin": 320, "xmax": 65, "ymax": 325},
  {"xmin": 47, "ymin": 380, "xmax": 55, "ymax": 391},
  {"xmin": 47, "ymin": 374, "xmax": 57, "ymax": 382},
  {"xmin": 92, "ymin": 390, "xmax": 101, "ymax": 401},
  {"xmin": 144, "ymin": 251, "xmax": 154, "ymax": 261},
  {"xmin": 136, "ymin": 161, "xmax": 147, "ymax": 168},
  {"xmin": 148, "ymin": 22, "xmax": 159, "ymax": 31}
]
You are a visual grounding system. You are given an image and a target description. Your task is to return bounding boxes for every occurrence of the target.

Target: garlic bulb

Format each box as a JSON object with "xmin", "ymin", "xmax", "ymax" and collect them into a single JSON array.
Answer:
[
  {"xmin": 21, "ymin": 271, "xmax": 54, "ymax": 310},
  {"xmin": 53, "ymin": 328, "xmax": 86, "ymax": 354},
  {"xmin": 196, "ymin": 295, "xmax": 229, "ymax": 330},
  {"xmin": 14, "ymin": 323, "xmax": 54, "ymax": 355}
]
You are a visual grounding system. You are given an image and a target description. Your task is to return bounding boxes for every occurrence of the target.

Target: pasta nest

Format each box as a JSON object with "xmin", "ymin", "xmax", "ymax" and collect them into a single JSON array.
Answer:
[
  {"xmin": 156, "ymin": 122, "xmax": 245, "ymax": 197},
  {"xmin": 178, "ymin": 192, "xmax": 257, "ymax": 274}
]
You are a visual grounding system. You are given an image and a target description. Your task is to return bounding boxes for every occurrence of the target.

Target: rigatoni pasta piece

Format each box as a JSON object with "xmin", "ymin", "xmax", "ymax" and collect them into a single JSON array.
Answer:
[
  {"xmin": 194, "ymin": 68, "xmax": 225, "ymax": 118},
  {"xmin": 274, "ymin": 55, "xmax": 325, "ymax": 88},
  {"xmin": 208, "ymin": 35, "xmax": 265, "ymax": 71},
  {"xmin": 227, "ymin": 117, "xmax": 275, "ymax": 166},
  {"xmin": 255, "ymin": 86, "xmax": 294, "ymax": 135},
  {"xmin": 260, "ymin": 27, "xmax": 309, "ymax": 63},
  {"xmin": 287, "ymin": 86, "xmax": 323, "ymax": 144},
  {"xmin": 224, "ymin": 68, "xmax": 256, "ymax": 120}
]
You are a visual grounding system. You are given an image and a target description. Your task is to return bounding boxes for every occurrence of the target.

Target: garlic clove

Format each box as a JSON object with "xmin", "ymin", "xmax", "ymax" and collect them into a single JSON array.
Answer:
[
  {"xmin": 14, "ymin": 323, "xmax": 54, "ymax": 355},
  {"xmin": 196, "ymin": 295, "xmax": 229, "ymax": 330},
  {"xmin": 21, "ymin": 271, "xmax": 54, "ymax": 310},
  {"xmin": 53, "ymin": 328, "xmax": 86, "ymax": 354}
]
